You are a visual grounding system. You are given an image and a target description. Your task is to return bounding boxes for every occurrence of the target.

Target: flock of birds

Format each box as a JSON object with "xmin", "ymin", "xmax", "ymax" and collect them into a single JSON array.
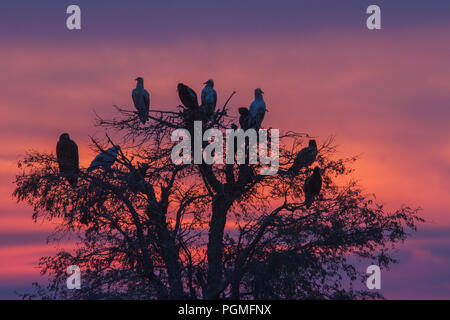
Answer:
[
  {"xmin": 131, "ymin": 77, "xmax": 266, "ymax": 131},
  {"xmin": 55, "ymin": 78, "xmax": 322, "ymax": 207}
]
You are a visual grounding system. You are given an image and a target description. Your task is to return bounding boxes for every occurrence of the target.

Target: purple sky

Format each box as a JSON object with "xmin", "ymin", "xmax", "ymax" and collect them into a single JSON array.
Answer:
[{"xmin": 0, "ymin": 0, "xmax": 449, "ymax": 299}]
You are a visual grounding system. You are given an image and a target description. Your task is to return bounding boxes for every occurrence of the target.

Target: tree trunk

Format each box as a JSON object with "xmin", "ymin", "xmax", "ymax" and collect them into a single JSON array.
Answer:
[
  {"xmin": 205, "ymin": 194, "xmax": 231, "ymax": 299},
  {"xmin": 157, "ymin": 224, "xmax": 185, "ymax": 299},
  {"xmin": 148, "ymin": 203, "xmax": 185, "ymax": 299}
]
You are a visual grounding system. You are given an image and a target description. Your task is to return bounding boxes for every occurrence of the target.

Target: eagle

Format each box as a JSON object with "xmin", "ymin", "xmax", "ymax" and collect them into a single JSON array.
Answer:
[
  {"xmin": 88, "ymin": 145, "xmax": 121, "ymax": 172},
  {"xmin": 238, "ymin": 107, "xmax": 250, "ymax": 130},
  {"xmin": 289, "ymin": 140, "xmax": 318, "ymax": 176},
  {"xmin": 56, "ymin": 133, "xmax": 79, "ymax": 187},
  {"xmin": 177, "ymin": 83, "xmax": 199, "ymax": 110},
  {"xmin": 132, "ymin": 77, "xmax": 150, "ymax": 124},
  {"xmin": 201, "ymin": 79, "xmax": 217, "ymax": 118},
  {"xmin": 303, "ymin": 166, "xmax": 322, "ymax": 208}
]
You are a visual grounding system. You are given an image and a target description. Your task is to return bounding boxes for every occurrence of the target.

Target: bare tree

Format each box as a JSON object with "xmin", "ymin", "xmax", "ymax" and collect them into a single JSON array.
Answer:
[{"xmin": 14, "ymin": 88, "xmax": 423, "ymax": 300}]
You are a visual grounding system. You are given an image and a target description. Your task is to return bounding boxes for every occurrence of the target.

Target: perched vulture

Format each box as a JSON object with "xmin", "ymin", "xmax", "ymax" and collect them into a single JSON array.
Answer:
[
  {"xmin": 201, "ymin": 79, "xmax": 217, "ymax": 117},
  {"xmin": 56, "ymin": 133, "xmax": 79, "ymax": 187},
  {"xmin": 177, "ymin": 83, "xmax": 199, "ymax": 110},
  {"xmin": 248, "ymin": 88, "xmax": 266, "ymax": 130},
  {"xmin": 303, "ymin": 166, "xmax": 322, "ymax": 208},
  {"xmin": 289, "ymin": 140, "xmax": 318, "ymax": 176},
  {"xmin": 88, "ymin": 145, "xmax": 121, "ymax": 172},
  {"xmin": 132, "ymin": 77, "xmax": 150, "ymax": 124},
  {"xmin": 238, "ymin": 107, "xmax": 250, "ymax": 130}
]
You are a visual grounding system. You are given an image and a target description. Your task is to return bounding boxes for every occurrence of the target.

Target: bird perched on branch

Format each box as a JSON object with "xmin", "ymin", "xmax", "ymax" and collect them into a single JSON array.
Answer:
[
  {"xmin": 88, "ymin": 145, "xmax": 121, "ymax": 172},
  {"xmin": 201, "ymin": 79, "xmax": 217, "ymax": 118},
  {"xmin": 132, "ymin": 77, "xmax": 150, "ymax": 124},
  {"xmin": 248, "ymin": 88, "xmax": 266, "ymax": 130},
  {"xmin": 289, "ymin": 140, "xmax": 318, "ymax": 177},
  {"xmin": 238, "ymin": 107, "xmax": 250, "ymax": 130},
  {"xmin": 177, "ymin": 83, "xmax": 199, "ymax": 110},
  {"xmin": 56, "ymin": 133, "xmax": 79, "ymax": 187},
  {"xmin": 303, "ymin": 166, "xmax": 322, "ymax": 208}
]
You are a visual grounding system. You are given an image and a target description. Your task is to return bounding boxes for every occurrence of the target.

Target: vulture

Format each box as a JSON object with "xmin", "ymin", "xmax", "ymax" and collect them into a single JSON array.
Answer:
[
  {"xmin": 56, "ymin": 133, "xmax": 79, "ymax": 187},
  {"xmin": 289, "ymin": 140, "xmax": 318, "ymax": 176},
  {"xmin": 201, "ymin": 79, "xmax": 217, "ymax": 118},
  {"xmin": 303, "ymin": 166, "xmax": 322, "ymax": 208},
  {"xmin": 88, "ymin": 145, "xmax": 121, "ymax": 172},
  {"xmin": 248, "ymin": 88, "xmax": 266, "ymax": 130},
  {"xmin": 177, "ymin": 83, "xmax": 199, "ymax": 110},
  {"xmin": 132, "ymin": 77, "xmax": 150, "ymax": 124},
  {"xmin": 238, "ymin": 107, "xmax": 250, "ymax": 130}
]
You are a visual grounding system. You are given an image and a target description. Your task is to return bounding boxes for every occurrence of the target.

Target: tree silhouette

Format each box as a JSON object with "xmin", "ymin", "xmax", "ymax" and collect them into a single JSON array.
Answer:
[{"xmin": 13, "ymin": 87, "xmax": 423, "ymax": 299}]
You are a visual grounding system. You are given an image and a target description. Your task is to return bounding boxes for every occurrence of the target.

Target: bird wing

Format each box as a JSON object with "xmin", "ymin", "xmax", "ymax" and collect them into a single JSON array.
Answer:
[
  {"xmin": 212, "ymin": 89, "xmax": 217, "ymax": 108},
  {"xmin": 257, "ymin": 103, "xmax": 266, "ymax": 118},
  {"xmin": 249, "ymin": 100, "xmax": 257, "ymax": 117},
  {"xmin": 71, "ymin": 141, "xmax": 79, "ymax": 169},
  {"xmin": 143, "ymin": 89, "xmax": 150, "ymax": 108},
  {"xmin": 303, "ymin": 176, "xmax": 312, "ymax": 194},
  {"xmin": 132, "ymin": 88, "xmax": 140, "ymax": 108},
  {"xmin": 56, "ymin": 141, "xmax": 64, "ymax": 162},
  {"xmin": 89, "ymin": 149, "xmax": 117, "ymax": 169},
  {"xmin": 89, "ymin": 153, "xmax": 104, "ymax": 168},
  {"xmin": 189, "ymin": 88, "xmax": 199, "ymax": 107},
  {"xmin": 293, "ymin": 148, "xmax": 307, "ymax": 167},
  {"xmin": 294, "ymin": 147, "xmax": 317, "ymax": 169},
  {"xmin": 311, "ymin": 175, "xmax": 322, "ymax": 194}
]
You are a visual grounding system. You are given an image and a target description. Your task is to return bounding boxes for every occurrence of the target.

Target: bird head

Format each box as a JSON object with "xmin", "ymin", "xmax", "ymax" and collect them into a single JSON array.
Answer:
[
  {"xmin": 59, "ymin": 133, "xmax": 70, "ymax": 141},
  {"xmin": 254, "ymin": 88, "xmax": 264, "ymax": 96},
  {"xmin": 135, "ymin": 77, "xmax": 144, "ymax": 84},
  {"xmin": 114, "ymin": 145, "xmax": 121, "ymax": 152},
  {"xmin": 309, "ymin": 139, "xmax": 317, "ymax": 148},
  {"xmin": 204, "ymin": 79, "xmax": 214, "ymax": 87},
  {"xmin": 177, "ymin": 83, "xmax": 184, "ymax": 92}
]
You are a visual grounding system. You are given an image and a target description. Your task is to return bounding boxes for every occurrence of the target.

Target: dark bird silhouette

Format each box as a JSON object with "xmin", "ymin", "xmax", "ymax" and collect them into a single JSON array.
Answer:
[
  {"xmin": 177, "ymin": 83, "xmax": 199, "ymax": 110},
  {"xmin": 56, "ymin": 133, "xmax": 79, "ymax": 187},
  {"xmin": 248, "ymin": 88, "xmax": 266, "ymax": 130},
  {"xmin": 126, "ymin": 162, "xmax": 150, "ymax": 192},
  {"xmin": 132, "ymin": 77, "xmax": 150, "ymax": 124},
  {"xmin": 201, "ymin": 79, "xmax": 217, "ymax": 118},
  {"xmin": 303, "ymin": 166, "xmax": 322, "ymax": 208},
  {"xmin": 88, "ymin": 145, "xmax": 121, "ymax": 172},
  {"xmin": 238, "ymin": 107, "xmax": 250, "ymax": 130},
  {"xmin": 289, "ymin": 140, "xmax": 318, "ymax": 176}
]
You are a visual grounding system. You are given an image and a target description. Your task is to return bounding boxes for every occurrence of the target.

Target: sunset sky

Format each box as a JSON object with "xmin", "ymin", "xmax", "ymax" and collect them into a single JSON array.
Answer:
[{"xmin": 0, "ymin": 0, "xmax": 449, "ymax": 299}]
